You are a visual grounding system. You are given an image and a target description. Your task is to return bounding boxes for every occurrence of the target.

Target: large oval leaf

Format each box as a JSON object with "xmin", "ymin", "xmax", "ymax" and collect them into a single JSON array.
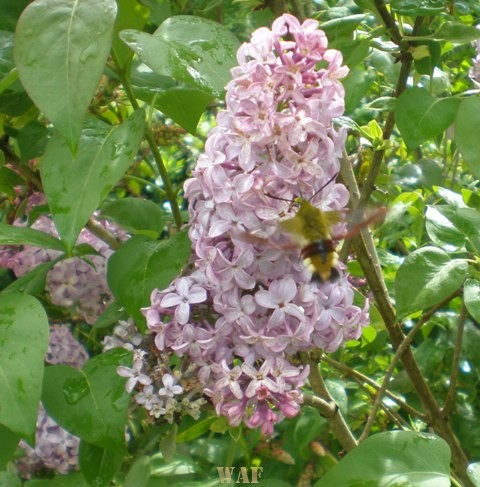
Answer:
[
  {"xmin": 0, "ymin": 293, "xmax": 49, "ymax": 437},
  {"xmin": 14, "ymin": 0, "xmax": 117, "ymax": 151},
  {"xmin": 107, "ymin": 231, "xmax": 191, "ymax": 325},
  {"xmin": 425, "ymin": 206, "xmax": 465, "ymax": 251},
  {"xmin": 395, "ymin": 87, "xmax": 460, "ymax": 150},
  {"xmin": 395, "ymin": 246, "xmax": 468, "ymax": 319},
  {"xmin": 41, "ymin": 110, "xmax": 145, "ymax": 253},
  {"xmin": 42, "ymin": 348, "xmax": 132, "ymax": 453},
  {"xmin": 314, "ymin": 431, "xmax": 451, "ymax": 487},
  {"xmin": 431, "ymin": 205, "xmax": 480, "ymax": 255},
  {"xmin": 120, "ymin": 15, "xmax": 240, "ymax": 97}
]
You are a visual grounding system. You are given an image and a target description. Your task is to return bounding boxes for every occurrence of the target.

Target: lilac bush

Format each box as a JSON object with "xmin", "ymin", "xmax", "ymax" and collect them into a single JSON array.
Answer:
[{"xmin": 129, "ymin": 14, "xmax": 370, "ymax": 434}]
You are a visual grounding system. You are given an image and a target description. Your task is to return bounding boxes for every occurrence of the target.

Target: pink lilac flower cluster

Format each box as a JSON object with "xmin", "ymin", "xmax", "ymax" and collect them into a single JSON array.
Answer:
[
  {"xmin": 140, "ymin": 14, "xmax": 370, "ymax": 434},
  {"xmin": 16, "ymin": 325, "xmax": 88, "ymax": 478},
  {"xmin": 0, "ymin": 196, "xmax": 124, "ymax": 324}
]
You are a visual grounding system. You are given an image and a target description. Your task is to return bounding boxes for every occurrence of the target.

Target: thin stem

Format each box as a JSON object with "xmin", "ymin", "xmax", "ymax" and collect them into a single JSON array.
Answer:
[
  {"xmin": 123, "ymin": 175, "xmax": 167, "ymax": 199},
  {"xmin": 111, "ymin": 53, "xmax": 183, "ymax": 230},
  {"xmin": 85, "ymin": 219, "xmax": 123, "ymax": 250},
  {"xmin": 321, "ymin": 355, "xmax": 426, "ymax": 420},
  {"xmin": 358, "ymin": 17, "xmax": 423, "ymax": 207},
  {"xmin": 358, "ymin": 317, "xmax": 424, "ymax": 442},
  {"xmin": 303, "ymin": 352, "xmax": 358, "ymax": 452},
  {"xmin": 443, "ymin": 302, "xmax": 467, "ymax": 416},
  {"xmin": 373, "ymin": 0, "xmax": 403, "ymax": 45},
  {"xmin": 360, "ymin": 379, "xmax": 410, "ymax": 430}
]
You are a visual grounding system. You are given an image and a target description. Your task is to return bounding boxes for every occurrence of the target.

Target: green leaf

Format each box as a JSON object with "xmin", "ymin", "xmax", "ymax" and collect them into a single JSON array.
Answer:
[
  {"xmin": 0, "ymin": 0, "xmax": 31, "ymax": 31},
  {"xmin": 395, "ymin": 246, "xmax": 468, "ymax": 319},
  {"xmin": 314, "ymin": 431, "xmax": 451, "ymax": 487},
  {"xmin": 0, "ymin": 166, "xmax": 23, "ymax": 196},
  {"xmin": 425, "ymin": 206, "xmax": 465, "ymax": 251},
  {"xmin": 456, "ymin": 97, "xmax": 480, "ymax": 177},
  {"xmin": 120, "ymin": 15, "xmax": 240, "ymax": 97},
  {"xmin": 42, "ymin": 348, "xmax": 132, "ymax": 453},
  {"xmin": 130, "ymin": 62, "xmax": 214, "ymax": 133},
  {"xmin": 0, "ymin": 424, "xmax": 20, "ymax": 469},
  {"xmin": 152, "ymin": 87, "xmax": 214, "ymax": 134},
  {"xmin": 467, "ymin": 462, "xmax": 480, "ymax": 486},
  {"xmin": 391, "ymin": 0, "xmax": 446, "ymax": 15},
  {"xmin": 432, "ymin": 206, "xmax": 480, "ymax": 255},
  {"xmin": 41, "ymin": 110, "xmax": 145, "ymax": 252},
  {"xmin": 3, "ymin": 259, "xmax": 59, "ymax": 295},
  {"xmin": 464, "ymin": 279, "xmax": 480, "ymax": 323},
  {"xmin": 432, "ymin": 21, "xmax": 480, "ymax": 43},
  {"xmin": 124, "ymin": 456, "xmax": 151, "ymax": 487},
  {"xmin": 344, "ymin": 68, "xmax": 376, "ymax": 114},
  {"xmin": 101, "ymin": 198, "xmax": 166, "ymax": 238},
  {"xmin": 158, "ymin": 424, "xmax": 177, "ymax": 463},
  {"xmin": 413, "ymin": 30, "xmax": 441, "ymax": 76},
  {"xmin": 14, "ymin": 0, "xmax": 117, "ymax": 152},
  {"xmin": 294, "ymin": 408, "xmax": 327, "ymax": 456},
  {"xmin": 395, "ymin": 87, "xmax": 460, "ymax": 150},
  {"xmin": 107, "ymin": 232, "xmax": 191, "ymax": 325},
  {"xmin": 0, "ymin": 90, "xmax": 33, "ymax": 116},
  {"xmin": 0, "ymin": 293, "xmax": 49, "ymax": 436},
  {"xmin": 17, "ymin": 121, "xmax": 49, "ymax": 162},
  {"xmin": 93, "ymin": 301, "xmax": 127, "ymax": 329},
  {"xmin": 0, "ymin": 222, "xmax": 64, "ymax": 251},
  {"xmin": 176, "ymin": 416, "xmax": 216, "ymax": 443},
  {"xmin": 112, "ymin": 0, "xmax": 149, "ymax": 68},
  {"xmin": 320, "ymin": 14, "xmax": 365, "ymax": 39},
  {"xmin": 0, "ymin": 472, "xmax": 21, "ymax": 487},
  {"xmin": 25, "ymin": 472, "xmax": 89, "ymax": 487},
  {"xmin": 79, "ymin": 441, "xmax": 124, "ymax": 487}
]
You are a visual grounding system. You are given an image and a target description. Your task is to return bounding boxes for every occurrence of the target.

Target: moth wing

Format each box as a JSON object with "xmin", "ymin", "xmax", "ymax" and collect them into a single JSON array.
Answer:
[
  {"xmin": 278, "ymin": 214, "xmax": 306, "ymax": 242},
  {"xmin": 322, "ymin": 210, "xmax": 345, "ymax": 227}
]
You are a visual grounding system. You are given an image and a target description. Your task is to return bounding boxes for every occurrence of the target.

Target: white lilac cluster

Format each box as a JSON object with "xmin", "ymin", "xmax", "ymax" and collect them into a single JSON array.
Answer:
[
  {"xmin": 117, "ymin": 348, "xmax": 208, "ymax": 423},
  {"xmin": 102, "ymin": 319, "xmax": 143, "ymax": 352},
  {"xmin": 106, "ymin": 321, "xmax": 208, "ymax": 422},
  {"xmin": 138, "ymin": 14, "xmax": 369, "ymax": 434},
  {"xmin": 0, "ymin": 199, "xmax": 123, "ymax": 324},
  {"xmin": 16, "ymin": 325, "xmax": 88, "ymax": 478}
]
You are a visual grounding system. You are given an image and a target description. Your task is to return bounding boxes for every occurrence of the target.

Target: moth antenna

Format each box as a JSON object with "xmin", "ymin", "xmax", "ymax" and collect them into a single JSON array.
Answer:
[
  {"xmin": 264, "ymin": 171, "xmax": 338, "ymax": 204},
  {"xmin": 308, "ymin": 172, "xmax": 339, "ymax": 202},
  {"xmin": 264, "ymin": 192, "xmax": 294, "ymax": 203}
]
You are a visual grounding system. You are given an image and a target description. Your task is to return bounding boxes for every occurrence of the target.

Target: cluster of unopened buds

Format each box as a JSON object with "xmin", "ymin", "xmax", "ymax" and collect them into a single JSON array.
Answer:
[{"xmin": 130, "ymin": 13, "xmax": 370, "ymax": 434}]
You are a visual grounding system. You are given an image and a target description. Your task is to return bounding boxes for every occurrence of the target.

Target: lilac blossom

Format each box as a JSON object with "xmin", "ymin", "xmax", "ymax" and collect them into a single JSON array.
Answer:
[
  {"xmin": 137, "ymin": 13, "xmax": 370, "ymax": 433},
  {"xmin": 16, "ymin": 325, "xmax": 88, "ymax": 478},
  {"xmin": 0, "ymin": 195, "xmax": 125, "ymax": 324}
]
